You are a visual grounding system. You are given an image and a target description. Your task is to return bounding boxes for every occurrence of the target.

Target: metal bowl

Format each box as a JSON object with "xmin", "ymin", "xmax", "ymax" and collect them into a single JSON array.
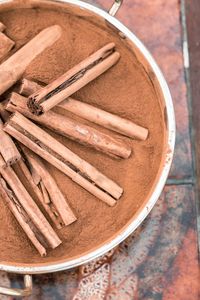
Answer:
[{"xmin": 0, "ymin": 0, "xmax": 175, "ymax": 296}]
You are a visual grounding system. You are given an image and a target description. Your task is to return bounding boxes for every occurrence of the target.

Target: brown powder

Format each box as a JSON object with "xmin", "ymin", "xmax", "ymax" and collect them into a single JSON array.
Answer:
[{"xmin": 0, "ymin": 3, "xmax": 165, "ymax": 265}]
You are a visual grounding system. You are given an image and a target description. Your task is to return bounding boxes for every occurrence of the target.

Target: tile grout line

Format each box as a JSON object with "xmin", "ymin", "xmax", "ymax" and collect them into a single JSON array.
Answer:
[
  {"xmin": 180, "ymin": 0, "xmax": 194, "ymax": 176},
  {"xmin": 166, "ymin": 178, "xmax": 194, "ymax": 185},
  {"xmin": 180, "ymin": 0, "xmax": 200, "ymax": 251}
]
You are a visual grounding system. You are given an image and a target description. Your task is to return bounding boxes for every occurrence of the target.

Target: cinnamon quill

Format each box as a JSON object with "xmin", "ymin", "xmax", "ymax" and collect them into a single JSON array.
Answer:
[
  {"xmin": 4, "ymin": 112, "xmax": 122, "ymax": 206},
  {"xmin": 20, "ymin": 78, "xmax": 148, "ymax": 140},
  {"xmin": 28, "ymin": 43, "xmax": 120, "ymax": 115},
  {"xmin": 7, "ymin": 93, "xmax": 131, "ymax": 159},
  {"xmin": 0, "ymin": 155, "xmax": 61, "ymax": 256},
  {"xmin": 0, "ymin": 25, "xmax": 62, "ymax": 96},
  {"xmin": 0, "ymin": 107, "xmax": 75, "ymax": 228},
  {"xmin": 0, "ymin": 117, "xmax": 21, "ymax": 166},
  {"xmin": 21, "ymin": 146, "xmax": 77, "ymax": 228},
  {"xmin": 0, "ymin": 176, "xmax": 47, "ymax": 257}
]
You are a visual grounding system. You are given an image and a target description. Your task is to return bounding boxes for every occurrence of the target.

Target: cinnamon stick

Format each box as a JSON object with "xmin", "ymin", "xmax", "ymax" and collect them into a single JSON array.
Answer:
[
  {"xmin": 0, "ymin": 106, "xmax": 76, "ymax": 229},
  {"xmin": 0, "ymin": 117, "xmax": 21, "ymax": 166},
  {"xmin": 0, "ymin": 32, "xmax": 15, "ymax": 60},
  {"xmin": 0, "ymin": 155, "xmax": 62, "ymax": 256},
  {"xmin": 60, "ymin": 98, "xmax": 149, "ymax": 141},
  {"xmin": 19, "ymin": 78, "xmax": 45, "ymax": 97},
  {"xmin": 18, "ymin": 158, "xmax": 44, "ymax": 203},
  {"xmin": 0, "ymin": 106, "xmax": 11, "ymax": 122},
  {"xmin": 21, "ymin": 146, "xmax": 77, "ymax": 228},
  {"xmin": 40, "ymin": 181, "xmax": 50, "ymax": 204},
  {"xmin": 17, "ymin": 158, "xmax": 63, "ymax": 229},
  {"xmin": 0, "ymin": 22, "xmax": 6, "ymax": 32},
  {"xmin": 28, "ymin": 43, "xmax": 120, "ymax": 115},
  {"xmin": 0, "ymin": 176, "xmax": 47, "ymax": 257},
  {"xmin": 4, "ymin": 112, "xmax": 122, "ymax": 206},
  {"xmin": 20, "ymin": 78, "xmax": 148, "ymax": 140},
  {"xmin": 6, "ymin": 93, "xmax": 131, "ymax": 159},
  {"xmin": 0, "ymin": 25, "xmax": 62, "ymax": 96}
]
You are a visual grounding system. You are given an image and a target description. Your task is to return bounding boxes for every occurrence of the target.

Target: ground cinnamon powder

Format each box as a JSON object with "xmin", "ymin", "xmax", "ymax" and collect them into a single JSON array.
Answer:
[{"xmin": 0, "ymin": 4, "xmax": 165, "ymax": 265}]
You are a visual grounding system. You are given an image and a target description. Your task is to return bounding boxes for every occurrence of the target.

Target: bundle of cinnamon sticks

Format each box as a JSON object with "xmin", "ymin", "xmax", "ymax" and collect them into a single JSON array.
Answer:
[{"xmin": 0, "ymin": 23, "xmax": 149, "ymax": 256}]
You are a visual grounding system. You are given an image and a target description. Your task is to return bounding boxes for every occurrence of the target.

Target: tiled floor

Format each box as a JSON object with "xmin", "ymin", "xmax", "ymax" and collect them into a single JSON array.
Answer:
[
  {"xmin": 5, "ymin": 186, "xmax": 199, "ymax": 299},
  {"xmin": 0, "ymin": 0, "xmax": 199, "ymax": 299},
  {"xmin": 185, "ymin": 0, "xmax": 200, "ymax": 249},
  {"xmin": 96, "ymin": 0, "xmax": 193, "ymax": 180}
]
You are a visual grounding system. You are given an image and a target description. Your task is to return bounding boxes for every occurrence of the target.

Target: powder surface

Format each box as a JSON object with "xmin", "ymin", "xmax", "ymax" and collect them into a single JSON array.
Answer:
[{"xmin": 0, "ymin": 4, "xmax": 165, "ymax": 265}]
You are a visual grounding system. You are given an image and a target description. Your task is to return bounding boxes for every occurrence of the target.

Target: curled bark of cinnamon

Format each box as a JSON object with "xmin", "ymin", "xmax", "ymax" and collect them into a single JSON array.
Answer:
[
  {"xmin": 19, "ymin": 78, "xmax": 45, "ymax": 96},
  {"xmin": 59, "ymin": 98, "xmax": 149, "ymax": 141},
  {"xmin": 6, "ymin": 93, "xmax": 131, "ymax": 159},
  {"xmin": 17, "ymin": 158, "xmax": 64, "ymax": 229},
  {"xmin": 21, "ymin": 146, "xmax": 77, "ymax": 228},
  {"xmin": 20, "ymin": 78, "xmax": 148, "ymax": 140},
  {"xmin": 0, "ymin": 106, "xmax": 11, "ymax": 123},
  {"xmin": 0, "ymin": 117, "xmax": 21, "ymax": 166},
  {"xmin": 0, "ymin": 25, "xmax": 62, "ymax": 96},
  {"xmin": 4, "ymin": 113, "xmax": 122, "ymax": 206},
  {"xmin": 0, "ymin": 106, "xmax": 76, "ymax": 227},
  {"xmin": 28, "ymin": 43, "xmax": 120, "ymax": 115},
  {"xmin": 0, "ymin": 176, "xmax": 47, "ymax": 257},
  {"xmin": 0, "ymin": 155, "xmax": 62, "ymax": 256}
]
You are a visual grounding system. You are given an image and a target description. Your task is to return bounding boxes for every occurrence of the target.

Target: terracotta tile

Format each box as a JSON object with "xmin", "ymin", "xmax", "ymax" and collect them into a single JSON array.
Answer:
[
  {"xmin": 163, "ymin": 229, "xmax": 199, "ymax": 300},
  {"xmin": 106, "ymin": 185, "xmax": 199, "ymax": 299}
]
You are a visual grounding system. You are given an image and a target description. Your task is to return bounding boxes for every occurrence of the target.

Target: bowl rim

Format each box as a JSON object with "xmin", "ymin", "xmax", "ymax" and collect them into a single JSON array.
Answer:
[{"xmin": 0, "ymin": 0, "xmax": 176, "ymax": 274}]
